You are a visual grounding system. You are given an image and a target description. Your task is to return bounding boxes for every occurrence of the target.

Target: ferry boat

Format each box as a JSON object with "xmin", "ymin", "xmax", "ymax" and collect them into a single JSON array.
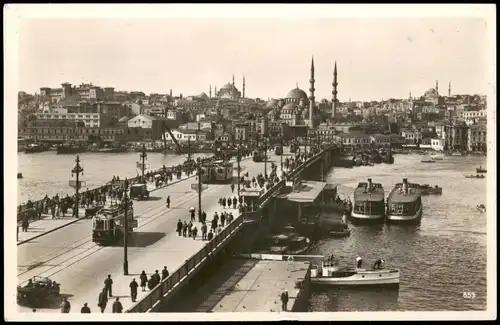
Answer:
[
  {"xmin": 386, "ymin": 178, "xmax": 423, "ymax": 222},
  {"xmin": 92, "ymin": 201, "xmax": 137, "ymax": 245},
  {"xmin": 351, "ymin": 179, "xmax": 386, "ymax": 222},
  {"xmin": 476, "ymin": 166, "xmax": 487, "ymax": 173},
  {"xmin": 310, "ymin": 259, "xmax": 400, "ymax": 286},
  {"xmin": 57, "ymin": 144, "xmax": 88, "ymax": 155},
  {"xmin": 417, "ymin": 184, "xmax": 442, "ymax": 195}
]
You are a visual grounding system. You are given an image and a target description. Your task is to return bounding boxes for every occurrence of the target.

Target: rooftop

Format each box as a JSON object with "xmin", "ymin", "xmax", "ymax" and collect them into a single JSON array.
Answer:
[
  {"xmin": 276, "ymin": 180, "xmax": 326, "ymax": 203},
  {"xmin": 388, "ymin": 182, "xmax": 422, "ymax": 203}
]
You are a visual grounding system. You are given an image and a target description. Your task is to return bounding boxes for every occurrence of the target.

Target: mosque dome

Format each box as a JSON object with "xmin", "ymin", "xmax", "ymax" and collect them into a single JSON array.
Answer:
[
  {"xmin": 424, "ymin": 88, "xmax": 438, "ymax": 97},
  {"xmin": 266, "ymin": 99, "xmax": 279, "ymax": 109},
  {"xmin": 198, "ymin": 92, "xmax": 209, "ymax": 99},
  {"xmin": 281, "ymin": 102, "xmax": 299, "ymax": 114},
  {"xmin": 221, "ymin": 83, "xmax": 234, "ymax": 90},
  {"xmin": 286, "ymin": 87, "xmax": 308, "ymax": 101}
]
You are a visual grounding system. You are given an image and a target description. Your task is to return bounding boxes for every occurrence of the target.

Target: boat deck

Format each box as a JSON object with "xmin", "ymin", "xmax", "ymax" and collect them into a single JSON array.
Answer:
[
  {"xmin": 353, "ymin": 184, "xmax": 385, "ymax": 202},
  {"xmin": 387, "ymin": 186, "xmax": 422, "ymax": 203}
]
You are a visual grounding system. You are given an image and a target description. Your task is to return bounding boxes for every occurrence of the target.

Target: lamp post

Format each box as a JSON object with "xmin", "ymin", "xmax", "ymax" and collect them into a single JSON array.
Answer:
[
  {"xmin": 280, "ymin": 137, "xmax": 284, "ymax": 174},
  {"xmin": 237, "ymin": 136, "xmax": 242, "ymax": 196},
  {"xmin": 140, "ymin": 144, "xmax": 147, "ymax": 183},
  {"xmin": 197, "ymin": 157, "xmax": 203, "ymax": 221},
  {"xmin": 304, "ymin": 131, "xmax": 308, "ymax": 156},
  {"xmin": 264, "ymin": 135, "xmax": 268, "ymax": 177},
  {"xmin": 71, "ymin": 155, "xmax": 84, "ymax": 218},
  {"xmin": 123, "ymin": 178, "xmax": 129, "ymax": 275},
  {"xmin": 187, "ymin": 138, "xmax": 192, "ymax": 162}
]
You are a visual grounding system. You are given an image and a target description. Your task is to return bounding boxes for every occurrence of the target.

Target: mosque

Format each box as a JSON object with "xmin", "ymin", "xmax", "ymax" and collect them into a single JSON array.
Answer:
[{"xmin": 265, "ymin": 57, "xmax": 339, "ymax": 127}]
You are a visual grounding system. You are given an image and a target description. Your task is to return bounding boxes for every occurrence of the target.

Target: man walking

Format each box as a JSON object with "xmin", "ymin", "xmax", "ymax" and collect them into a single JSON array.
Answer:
[
  {"xmin": 162, "ymin": 266, "xmax": 169, "ymax": 281},
  {"xmin": 129, "ymin": 278, "xmax": 139, "ymax": 302},
  {"xmin": 280, "ymin": 290, "xmax": 289, "ymax": 311},
  {"xmin": 112, "ymin": 297, "xmax": 123, "ymax": 313},
  {"xmin": 104, "ymin": 274, "xmax": 113, "ymax": 297},
  {"xmin": 98, "ymin": 288, "xmax": 108, "ymax": 313}
]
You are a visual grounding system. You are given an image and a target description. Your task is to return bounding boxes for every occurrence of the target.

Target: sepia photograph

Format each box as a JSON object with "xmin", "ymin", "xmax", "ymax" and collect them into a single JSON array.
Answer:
[{"xmin": 4, "ymin": 3, "xmax": 496, "ymax": 321}]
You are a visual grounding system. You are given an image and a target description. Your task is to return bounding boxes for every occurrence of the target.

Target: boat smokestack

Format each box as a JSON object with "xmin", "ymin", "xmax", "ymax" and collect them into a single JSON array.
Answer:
[
  {"xmin": 403, "ymin": 178, "xmax": 408, "ymax": 194},
  {"xmin": 367, "ymin": 178, "xmax": 372, "ymax": 191}
]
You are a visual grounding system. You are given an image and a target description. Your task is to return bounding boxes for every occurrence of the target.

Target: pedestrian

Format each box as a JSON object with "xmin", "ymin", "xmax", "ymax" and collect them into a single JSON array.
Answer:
[
  {"xmin": 233, "ymin": 197, "xmax": 237, "ymax": 209},
  {"xmin": 129, "ymin": 278, "xmax": 139, "ymax": 302},
  {"xmin": 188, "ymin": 221, "xmax": 193, "ymax": 237},
  {"xmin": 98, "ymin": 288, "xmax": 108, "ymax": 313},
  {"xmin": 220, "ymin": 213, "xmax": 226, "ymax": 227},
  {"xmin": 140, "ymin": 271, "xmax": 148, "ymax": 291},
  {"xmin": 222, "ymin": 198, "xmax": 226, "ymax": 209},
  {"xmin": 60, "ymin": 297, "xmax": 71, "ymax": 313},
  {"xmin": 104, "ymin": 274, "xmax": 113, "ymax": 297},
  {"xmin": 211, "ymin": 218, "xmax": 217, "ymax": 232},
  {"xmin": 182, "ymin": 221, "xmax": 188, "ymax": 237},
  {"xmin": 147, "ymin": 277, "xmax": 154, "ymax": 291},
  {"xmin": 162, "ymin": 266, "xmax": 169, "ymax": 281},
  {"xmin": 177, "ymin": 219, "xmax": 183, "ymax": 236},
  {"xmin": 166, "ymin": 196, "xmax": 171, "ymax": 208},
  {"xmin": 281, "ymin": 290, "xmax": 289, "ymax": 311},
  {"xmin": 201, "ymin": 211, "xmax": 207, "ymax": 223},
  {"xmin": 152, "ymin": 270, "xmax": 161, "ymax": 287},
  {"xmin": 81, "ymin": 302, "xmax": 91, "ymax": 313},
  {"xmin": 192, "ymin": 226, "xmax": 198, "ymax": 240},
  {"xmin": 356, "ymin": 256, "xmax": 363, "ymax": 269},
  {"xmin": 190, "ymin": 208, "xmax": 195, "ymax": 222},
  {"xmin": 230, "ymin": 183, "xmax": 235, "ymax": 193},
  {"xmin": 201, "ymin": 223, "xmax": 207, "ymax": 240},
  {"xmin": 207, "ymin": 230, "xmax": 214, "ymax": 241},
  {"xmin": 112, "ymin": 297, "xmax": 123, "ymax": 313}
]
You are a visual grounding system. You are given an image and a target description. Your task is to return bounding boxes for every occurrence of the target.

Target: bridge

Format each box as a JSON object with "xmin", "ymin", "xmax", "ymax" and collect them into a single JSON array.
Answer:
[{"xmin": 16, "ymin": 144, "xmax": 337, "ymax": 314}]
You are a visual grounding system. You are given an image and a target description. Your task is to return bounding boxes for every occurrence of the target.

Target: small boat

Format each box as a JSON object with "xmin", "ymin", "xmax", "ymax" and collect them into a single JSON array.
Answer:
[
  {"xmin": 57, "ymin": 144, "xmax": 88, "ymax": 154},
  {"xmin": 327, "ymin": 222, "xmax": 351, "ymax": 238},
  {"xmin": 418, "ymin": 184, "xmax": 442, "ymax": 195},
  {"xmin": 465, "ymin": 174, "xmax": 485, "ymax": 179},
  {"xmin": 451, "ymin": 151, "xmax": 463, "ymax": 156},
  {"xmin": 421, "ymin": 159, "xmax": 436, "ymax": 163},
  {"xmin": 266, "ymin": 226, "xmax": 311, "ymax": 255},
  {"xmin": 310, "ymin": 259, "xmax": 400, "ymax": 286},
  {"xmin": 477, "ymin": 204, "xmax": 486, "ymax": 213},
  {"xmin": 94, "ymin": 147, "xmax": 128, "ymax": 153},
  {"xmin": 24, "ymin": 143, "xmax": 48, "ymax": 153},
  {"xmin": 17, "ymin": 173, "xmax": 23, "ymax": 179},
  {"xmin": 430, "ymin": 152, "xmax": 444, "ymax": 160},
  {"xmin": 476, "ymin": 166, "xmax": 487, "ymax": 173}
]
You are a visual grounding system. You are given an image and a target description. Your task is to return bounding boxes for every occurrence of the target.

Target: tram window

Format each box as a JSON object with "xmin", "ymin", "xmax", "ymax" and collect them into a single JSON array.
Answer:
[
  {"xmin": 217, "ymin": 168, "xmax": 223, "ymax": 174},
  {"xmin": 109, "ymin": 220, "xmax": 114, "ymax": 230}
]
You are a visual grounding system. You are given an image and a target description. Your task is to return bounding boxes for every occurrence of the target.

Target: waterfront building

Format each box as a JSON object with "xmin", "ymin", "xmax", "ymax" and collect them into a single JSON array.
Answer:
[
  {"xmin": 431, "ymin": 138, "xmax": 445, "ymax": 151},
  {"xmin": 165, "ymin": 129, "xmax": 209, "ymax": 143},
  {"xmin": 467, "ymin": 123, "xmax": 487, "ymax": 152},
  {"xmin": 127, "ymin": 114, "xmax": 167, "ymax": 140},
  {"xmin": 334, "ymin": 132, "xmax": 372, "ymax": 149},
  {"xmin": 34, "ymin": 112, "xmax": 114, "ymax": 128},
  {"xmin": 444, "ymin": 122, "xmax": 469, "ymax": 151}
]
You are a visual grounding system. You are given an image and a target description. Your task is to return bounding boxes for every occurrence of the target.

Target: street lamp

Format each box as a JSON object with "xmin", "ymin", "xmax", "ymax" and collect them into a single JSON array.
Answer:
[
  {"xmin": 280, "ymin": 137, "xmax": 284, "ymax": 174},
  {"xmin": 123, "ymin": 178, "xmax": 129, "ymax": 275},
  {"xmin": 264, "ymin": 135, "xmax": 268, "ymax": 177},
  {"xmin": 237, "ymin": 136, "xmax": 242, "ymax": 196},
  {"xmin": 140, "ymin": 144, "xmax": 147, "ymax": 183},
  {"xmin": 71, "ymin": 155, "xmax": 84, "ymax": 218},
  {"xmin": 196, "ymin": 157, "xmax": 203, "ymax": 221}
]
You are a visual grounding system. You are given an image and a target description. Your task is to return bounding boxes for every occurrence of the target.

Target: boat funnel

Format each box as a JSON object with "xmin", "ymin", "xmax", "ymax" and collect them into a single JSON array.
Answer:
[
  {"xmin": 402, "ymin": 178, "xmax": 408, "ymax": 194},
  {"xmin": 367, "ymin": 178, "xmax": 372, "ymax": 191}
]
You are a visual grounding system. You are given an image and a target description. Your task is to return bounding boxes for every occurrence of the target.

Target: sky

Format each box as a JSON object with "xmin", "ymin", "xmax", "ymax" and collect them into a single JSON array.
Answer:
[{"xmin": 16, "ymin": 10, "xmax": 491, "ymax": 102}]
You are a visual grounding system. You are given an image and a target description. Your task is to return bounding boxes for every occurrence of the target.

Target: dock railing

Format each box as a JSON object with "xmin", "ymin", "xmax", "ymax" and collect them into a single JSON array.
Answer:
[{"xmin": 126, "ymin": 146, "xmax": 332, "ymax": 313}]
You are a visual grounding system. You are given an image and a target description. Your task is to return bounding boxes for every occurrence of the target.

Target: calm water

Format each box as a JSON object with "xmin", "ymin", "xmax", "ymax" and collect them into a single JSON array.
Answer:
[
  {"xmin": 309, "ymin": 154, "xmax": 488, "ymax": 311},
  {"xmin": 17, "ymin": 151, "xmax": 212, "ymax": 205}
]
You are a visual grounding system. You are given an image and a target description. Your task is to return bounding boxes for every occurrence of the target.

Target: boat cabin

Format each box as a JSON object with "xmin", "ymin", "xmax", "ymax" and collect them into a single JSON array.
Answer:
[{"xmin": 276, "ymin": 178, "xmax": 327, "ymax": 223}]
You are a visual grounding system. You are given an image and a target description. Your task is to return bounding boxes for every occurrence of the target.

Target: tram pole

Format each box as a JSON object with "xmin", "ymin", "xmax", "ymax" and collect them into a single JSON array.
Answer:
[
  {"xmin": 123, "ymin": 178, "xmax": 129, "ymax": 275},
  {"xmin": 264, "ymin": 136, "xmax": 268, "ymax": 178},
  {"xmin": 280, "ymin": 137, "xmax": 284, "ymax": 174},
  {"xmin": 188, "ymin": 138, "xmax": 192, "ymax": 162},
  {"xmin": 237, "ymin": 137, "xmax": 242, "ymax": 196},
  {"xmin": 71, "ymin": 155, "xmax": 84, "ymax": 218},
  {"xmin": 140, "ymin": 144, "xmax": 147, "ymax": 183},
  {"xmin": 197, "ymin": 158, "xmax": 202, "ymax": 221}
]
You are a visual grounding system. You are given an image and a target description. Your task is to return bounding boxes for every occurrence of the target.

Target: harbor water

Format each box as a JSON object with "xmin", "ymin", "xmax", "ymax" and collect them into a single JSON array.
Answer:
[
  {"xmin": 17, "ymin": 151, "xmax": 212, "ymax": 205},
  {"xmin": 309, "ymin": 154, "xmax": 487, "ymax": 311}
]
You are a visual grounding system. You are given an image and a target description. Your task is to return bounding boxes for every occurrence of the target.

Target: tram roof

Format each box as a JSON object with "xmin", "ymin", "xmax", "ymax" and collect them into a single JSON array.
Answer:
[{"xmin": 276, "ymin": 180, "xmax": 327, "ymax": 203}]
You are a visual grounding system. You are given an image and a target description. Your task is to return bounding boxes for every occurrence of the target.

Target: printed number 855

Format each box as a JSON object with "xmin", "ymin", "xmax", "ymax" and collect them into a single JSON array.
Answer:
[{"xmin": 463, "ymin": 292, "xmax": 476, "ymax": 299}]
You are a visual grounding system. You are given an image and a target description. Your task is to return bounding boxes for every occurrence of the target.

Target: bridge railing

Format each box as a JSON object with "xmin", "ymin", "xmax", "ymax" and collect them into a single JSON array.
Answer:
[
  {"xmin": 126, "ymin": 146, "xmax": 331, "ymax": 313},
  {"xmin": 128, "ymin": 213, "xmax": 244, "ymax": 313}
]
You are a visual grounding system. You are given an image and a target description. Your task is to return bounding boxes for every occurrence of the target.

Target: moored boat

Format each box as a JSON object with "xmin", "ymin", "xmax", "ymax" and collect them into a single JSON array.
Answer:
[
  {"xmin": 476, "ymin": 204, "xmax": 486, "ymax": 213},
  {"xmin": 24, "ymin": 143, "xmax": 49, "ymax": 153},
  {"xmin": 386, "ymin": 178, "xmax": 423, "ymax": 222},
  {"xmin": 476, "ymin": 166, "xmax": 487, "ymax": 173},
  {"xmin": 351, "ymin": 178, "xmax": 385, "ymax": 222},
  {"xmin": 57, "ymin": 144, "xmax": 88, "ymax": 155},
  {"xmin": 465, "ymin": 174, "xmax": 485, "ymax": 179},
  {"xmin": 417, "ymin": 184, "xmax": 442, "ymax": 195},
  {"xmin": 310, "ymin": 259, "xmax": 400, "ymax": 286}
]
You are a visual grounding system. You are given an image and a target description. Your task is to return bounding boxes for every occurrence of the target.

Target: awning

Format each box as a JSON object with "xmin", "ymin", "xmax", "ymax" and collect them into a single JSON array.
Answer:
[{"xmin": 276, "ymin": 180, "xmax": 327, "ymax": 203}]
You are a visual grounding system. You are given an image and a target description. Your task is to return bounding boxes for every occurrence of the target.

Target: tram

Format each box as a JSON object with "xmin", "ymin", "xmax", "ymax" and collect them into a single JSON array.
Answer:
[
  {"xmin": 200, "ymin": 160, "xmax": 234, "ymax": 184},
  {"xmin": 92, "ymin": 201, "xmax": 137, "ymax": 245}
]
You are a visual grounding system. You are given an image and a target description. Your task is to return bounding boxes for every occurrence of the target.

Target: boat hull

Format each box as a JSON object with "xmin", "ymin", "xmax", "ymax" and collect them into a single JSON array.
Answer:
[
  {"xmin": 350, "ymin": 211, "xmax": 385, "ymax": 221},
  {"xmin": 386, "ymin": 204, "xmax": 423, "ymax": 222},
  {"xmin": 311, "ymin": 270, "xmax": 400, "ymax": 286}
]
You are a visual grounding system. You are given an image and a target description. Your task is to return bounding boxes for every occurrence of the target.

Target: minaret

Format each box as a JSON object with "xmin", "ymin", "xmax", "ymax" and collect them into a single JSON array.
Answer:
[
  {"xmin": 308, "ymin": 56, "xmax": 315, "ymax": 127},
  {"xmin": 232, "ymin": 74, "xmax": 235, "ymax": 89},
  {"xmin": 435, "ymin": 80, "xmax": 439, "ymax": 95},
  {"xmin": 243, "ymin": 76, "xmax": 246, "ymax": 99},
  {"xmin": 448, "ymin": 81, "xmax": 451, "ymax": 97},
  {"xmin": 332, "ymin": 61, "xmax": 338, "ymax": 119},
  {"xmin": 215, "ymin": 85, "xmax": 217, "ymax": 98},
  {"xmin": 409, "ymin": 90, "xmax": 412, "ymax": 100},
  {"xmin": 209, "ymin": 85, "xmax": 212, "ymax": 99}
]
